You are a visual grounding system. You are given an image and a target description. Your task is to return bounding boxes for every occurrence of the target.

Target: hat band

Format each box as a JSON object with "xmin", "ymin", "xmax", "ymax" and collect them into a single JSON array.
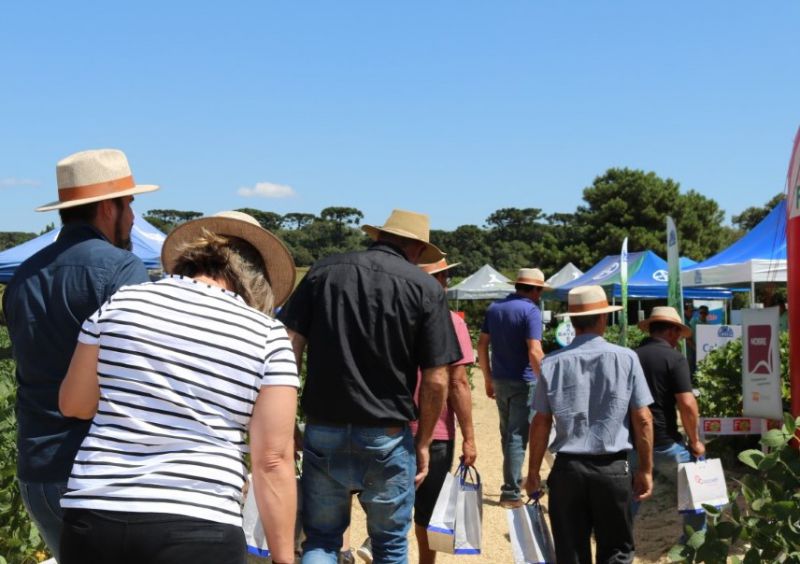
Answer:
[
  {"xmin": 58, "ymin": 175, "xmax": 135, "ymax": 203},
  {"xmin": 517, "ymin": 277, "xmax": 545, "ymax": 286},
  {"xmin": 568, "ymin": 299, "xmax": 610, "ymax": 313}
]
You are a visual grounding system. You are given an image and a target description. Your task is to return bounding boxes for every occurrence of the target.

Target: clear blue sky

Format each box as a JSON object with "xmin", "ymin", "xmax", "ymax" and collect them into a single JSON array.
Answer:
[{"xmin": 1, "ymin": 1, "xmax": 798, "ymax": 233}]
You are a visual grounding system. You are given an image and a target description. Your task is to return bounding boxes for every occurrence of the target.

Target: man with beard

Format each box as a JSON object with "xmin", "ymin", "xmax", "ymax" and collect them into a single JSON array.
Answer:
[{"xmin": 3, "ymin": 148, "xmax": 159, "ymax": 560}]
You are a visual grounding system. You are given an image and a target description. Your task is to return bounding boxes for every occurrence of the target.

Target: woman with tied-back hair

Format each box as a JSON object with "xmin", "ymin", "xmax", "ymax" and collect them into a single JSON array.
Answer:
[{"xmin": 57, "ymin": 211, "xmax": 299, "ymax": 564}]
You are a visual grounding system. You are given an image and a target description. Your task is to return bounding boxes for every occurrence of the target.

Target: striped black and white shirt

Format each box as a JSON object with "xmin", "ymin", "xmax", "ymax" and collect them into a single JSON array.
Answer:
[{"xmin": 60, "ymin": 275, "xmax": 299, "ymax": 526}]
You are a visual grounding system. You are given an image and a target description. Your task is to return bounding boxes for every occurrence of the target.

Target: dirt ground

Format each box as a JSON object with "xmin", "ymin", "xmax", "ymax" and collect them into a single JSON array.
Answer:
[{"xmin": 344, "ymin": 368, "xmax": 679, "ymax": 563}]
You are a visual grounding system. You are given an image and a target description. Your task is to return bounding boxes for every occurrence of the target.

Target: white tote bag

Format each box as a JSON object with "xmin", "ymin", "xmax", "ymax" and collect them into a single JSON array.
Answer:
[
  {"xmin": 427, "ymin": 468, "xmax": 459, "ymax": 553},
  {"xmin": 242, "ymin": 474, "xmax": 270, "ymax": 560},
  {"xmin": 507, "ymin": 498, "xmax": 556, "ymax": 564},
  {"xmin": 677, "ymin": 458, "xmax": 729, "ymax": 513},
  {"xmin": 454, "ymin": 465, "xmax": 482, "ymax": 555}
]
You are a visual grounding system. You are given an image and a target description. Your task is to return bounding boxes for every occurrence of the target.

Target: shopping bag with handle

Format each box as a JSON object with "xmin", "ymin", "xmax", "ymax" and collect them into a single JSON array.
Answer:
[
  {"xmin": 677, "ymin": 457, "xmax": 728, "ymax": 513},
  {"xmin": 242, "ymin": 474, "xmax": 270, "ymax": 560},
  {"xmin": 507, "ymin": 495, "xmax": 556, "ymax": 564},
  {"xmin": 454, "ymin": 464, "xmax": 482, "ymax": 555},
  {"xmin": 427, "ymin": 466, "xmax": 459, "ymax": 553}
]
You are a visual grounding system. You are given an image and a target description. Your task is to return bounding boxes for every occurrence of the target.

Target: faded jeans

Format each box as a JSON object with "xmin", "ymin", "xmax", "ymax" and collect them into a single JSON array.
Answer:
[
  {"xmin": 300, "ymin": 423, "xmax": 415, "ymax": 564},
  {"xmin": 493, "ymin": 378, "xmax": 535, "ymax": 502},
  {"xmin": 18, "ymin": 479, "xmax": 67, "ymax": 562}
]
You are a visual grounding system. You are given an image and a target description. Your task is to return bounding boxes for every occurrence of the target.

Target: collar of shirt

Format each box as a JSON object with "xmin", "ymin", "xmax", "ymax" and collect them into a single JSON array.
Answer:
[
  {"xmin": 60, "ymin": 222, "xmax": 111, "ymax": 245},
  {"xmin": 642, "ymin": 336, "xmax": 673, "ymax": 349},
  {"xmin": 368, "ymin": 241, "xmax": 410, "ymax": 261},
  {"xmin": 506, "ymin": 293, "xmax": 535, "ymax": 306},
  {"xmin": 568, "ymin": 333, "xmax": 605, "ymax": 348}
]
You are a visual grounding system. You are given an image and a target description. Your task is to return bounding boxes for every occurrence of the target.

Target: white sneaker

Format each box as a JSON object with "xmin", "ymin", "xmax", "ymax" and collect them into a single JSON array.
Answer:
[{"xmin": 356, "ymin": 538, "xmax": 372, "ymax": 563}]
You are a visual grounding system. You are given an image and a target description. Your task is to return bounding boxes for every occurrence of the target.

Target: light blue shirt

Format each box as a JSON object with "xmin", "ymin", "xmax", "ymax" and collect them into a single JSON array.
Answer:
[{"xmin": 532, "ymin": 333, "xmax": 653, "ymax": 455}]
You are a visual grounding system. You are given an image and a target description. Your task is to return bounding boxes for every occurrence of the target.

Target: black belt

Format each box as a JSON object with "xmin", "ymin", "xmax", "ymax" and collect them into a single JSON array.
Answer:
[{"xmin": 555, "ymin": 451, "xmax": 627, "ymax": 462}]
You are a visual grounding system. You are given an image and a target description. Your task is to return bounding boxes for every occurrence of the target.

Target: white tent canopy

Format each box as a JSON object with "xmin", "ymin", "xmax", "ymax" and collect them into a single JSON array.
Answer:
[
  {"xmin": 545, "ymin": 262, "xmax": 583, "ymax": 289},
  {"xmin": 446, "ymin": 264, "xmax": 515, "ymax": 300}
]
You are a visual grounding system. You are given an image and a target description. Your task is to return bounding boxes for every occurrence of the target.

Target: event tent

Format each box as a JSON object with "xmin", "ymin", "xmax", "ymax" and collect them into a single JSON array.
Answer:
[
  {"xmin": 0, "ymin": 214, "xmax": 166, "ymax": 282},
  {"xmin": 549, "ymin": 251, "xmax": 733, "ymax": 300},
  {"xmin": 446, "ymin": 264, "xmax": 515, "ymax": 301},
  {"xmin": 682, "ymin": 199, "xmax": 787, "ymax": 288},
  {"xmin": 545, "ymin": 262, "xmax": 583, "ymax": 289}
]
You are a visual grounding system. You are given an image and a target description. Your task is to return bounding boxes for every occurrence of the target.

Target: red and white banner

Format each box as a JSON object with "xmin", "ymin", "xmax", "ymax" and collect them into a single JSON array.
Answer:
[
  {"xmin": 786, "ymin": 126, "xmax": 800, "ymax": 418},
  {"xmin": 699, "ymin": 417, "xmax": 768, "ymax": 437},
  {"xmin": 742, "ymin": 308, "xmax": 783, "ymax": 420}
]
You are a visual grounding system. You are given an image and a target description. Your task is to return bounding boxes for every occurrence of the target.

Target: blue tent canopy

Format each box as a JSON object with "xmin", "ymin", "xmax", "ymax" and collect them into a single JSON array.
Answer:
[
  {"xmin": 683, "ymin": 199, "xmax": 786, "ymax": 287},
  {"xmin": 0, "ymin": 214, "xmax": 165, "ymax": 282},
  {"xmin": 549, "ymin": 250, "xmax": 733, "ymax": 301}
]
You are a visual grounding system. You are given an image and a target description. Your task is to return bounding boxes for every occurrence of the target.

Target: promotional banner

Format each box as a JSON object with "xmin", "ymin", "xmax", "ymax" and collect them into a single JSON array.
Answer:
[
  {"xmin": 742, "ymin": 308, "xmax": 783, "ymax": 420},
  {"xmin": 696, "ymin": 324, "xmax": 742, "ymax": 363},
  {"xmin": 666, "ymin": 216, "xmax": 686, "ymax": 355},
  {"xmin": 786, "ymin": 126, "xmax": 800, "ymax": 418},
  {"xmin": 619, "ymin": 237, "xmax": 628, "ymax": 346}
]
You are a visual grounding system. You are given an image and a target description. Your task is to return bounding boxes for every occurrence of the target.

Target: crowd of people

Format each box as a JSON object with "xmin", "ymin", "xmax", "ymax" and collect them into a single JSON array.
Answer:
[{"xmin": 4, "ymin": 147, "xmax": 707, "ymax": 564}]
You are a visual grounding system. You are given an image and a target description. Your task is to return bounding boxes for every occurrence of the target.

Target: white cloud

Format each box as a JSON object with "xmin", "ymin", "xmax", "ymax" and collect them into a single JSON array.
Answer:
[
  {"xmin": 0, "ymin": 177, "xmax": 40, "ymax": 188},
  {"xmin": 237, "ymin": 181, "xmax": 295, "ymax": 198}
]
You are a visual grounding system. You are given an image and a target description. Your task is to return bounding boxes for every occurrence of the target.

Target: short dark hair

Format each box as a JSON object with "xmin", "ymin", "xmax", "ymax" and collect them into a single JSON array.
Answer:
[
  {"xmin": 649, "ymin": 321, "xmax": 677, "ymax": 334},
  {"xmin": 58, "ymin": 201, "xmax": 101, "ymax": 225},
  {"xmin": 699, "ymin": 306, "xmax": 709, "ymax": 314},
  {"xmin": 570, "ymin": 313, "xmax": 603, "ymax": 330}
]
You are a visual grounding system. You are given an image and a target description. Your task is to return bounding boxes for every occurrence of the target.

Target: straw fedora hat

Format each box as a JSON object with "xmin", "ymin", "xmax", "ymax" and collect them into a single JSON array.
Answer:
[
  {"xmin": 516, "ymin": 267, "xmax": 551, "ymax": 290},
  {"xmin": 362, "ymin": 209, "xmax": 444, "ymax": 263},
  {"xmin": 638, "ymin": 306, "xmax": 692, "ymax": 338},
  {"xmin": 557, "ymin": 285, "xmax": 622, "ymax": 317},
  {"xmin": 420, "ymin": 257, "xmax": 460, "ymax": 275},
  {"xmin": 161, "ymin": 211, "xmax": 296, "ymax": 307},
  {"xmin": 37, "ymin": 149, "xmax": 159, "ymax": 212}
]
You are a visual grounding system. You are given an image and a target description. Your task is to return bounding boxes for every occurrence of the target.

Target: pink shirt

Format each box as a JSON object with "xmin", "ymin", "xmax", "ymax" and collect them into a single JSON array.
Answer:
[{"xmin": 410, "ymin": 311, "xmax": 474, "ymax": 440}]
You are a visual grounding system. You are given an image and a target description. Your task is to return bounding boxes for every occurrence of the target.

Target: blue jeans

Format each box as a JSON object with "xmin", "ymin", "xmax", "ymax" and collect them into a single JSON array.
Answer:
[
  {"xmin": 300, "ymin": 423, "xmax": 415, "ymax": 564},
  {"xmin": 493, "ymin": 379, "xmax": 535, "ymax": 502},
  {"xmin": 629, "ymin": 442, "xmax": 706, "ymax": 539},
  {"xmin": 18, "ymin": 479, "xmax": 68, "ymax": 562}
]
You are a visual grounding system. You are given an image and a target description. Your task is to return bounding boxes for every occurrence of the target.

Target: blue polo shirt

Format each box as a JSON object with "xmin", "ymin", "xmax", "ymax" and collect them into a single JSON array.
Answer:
[
  {"xmin": 3, "ymin": 223, "xmax": 149, "ymax": 482},
  {"xmin": 480, "ymin": 293, "xmax": 542, "ymax": 382}
]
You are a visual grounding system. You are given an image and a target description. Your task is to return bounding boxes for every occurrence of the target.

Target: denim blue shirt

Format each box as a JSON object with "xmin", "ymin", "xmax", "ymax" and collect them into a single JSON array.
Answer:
[
  {"xmin": 3, "ymin": 223, "xmax": 149, "ymax": 482},
  {"xmin": 480, "ymin": 293, "xmax": 542, "ymax": 382},
  {"xmin": 532, "ymin": 333, "xmax": 653, "ymax": 455}
]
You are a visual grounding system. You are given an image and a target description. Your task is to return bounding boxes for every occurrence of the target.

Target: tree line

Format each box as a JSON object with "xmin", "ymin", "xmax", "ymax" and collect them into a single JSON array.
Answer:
[{"xmin": 0, "ymin": 168, "xmax": 784, "ymax": 278}]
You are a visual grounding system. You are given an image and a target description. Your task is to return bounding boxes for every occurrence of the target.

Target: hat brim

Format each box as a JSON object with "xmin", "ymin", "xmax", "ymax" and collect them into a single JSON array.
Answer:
[
  {"xmin": 426, "ymin": 262, "xmax": 460, "ymax": 275},
  {"xmin": 556, "ymin": 304, "xmax": 623, "ymax": 318},
  {"xmin": 638, "ymin": 317, "xmax": 692, "ymax": 338},
  {"xmin": 36, "ymin": 184, "xmax": 160, "ymax": 212},
  {"xmin": 516, "ymin": 279, "xmax": 552, "ymax": 291},
  {"xmin": 361, "ymin": 225, "xmax": 444, "ymax": 263},
  {"xmin": 161, "ymin": 216, "xmax": 296, "ymax": 307}
]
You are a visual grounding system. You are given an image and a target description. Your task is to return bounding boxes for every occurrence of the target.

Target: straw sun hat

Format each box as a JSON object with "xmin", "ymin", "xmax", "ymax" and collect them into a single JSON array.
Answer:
[
  {"xmin": 638, "ymin": 306, "xmax": 692, "ymax": 338},
  {"xmin": 161, "ymin": 211, "xmax": 297, "ymax": 307},
  {"xmin": 37, "ymin": 148, "xmax": 159, "ymax": 212},
  {"xmin": 420, "ymin": 257, "xmax": 460, "ymax": 275},
  {"xmin": 362, "ymin": 209, "xmax": 444, "ymax": 263},
  {"xmin": 516, "ymin": 267, "xmax": 551, "ymax": 290},
  {"xmin": 557, "ymin": 285, "xmax": 623, "ymax": 317}
]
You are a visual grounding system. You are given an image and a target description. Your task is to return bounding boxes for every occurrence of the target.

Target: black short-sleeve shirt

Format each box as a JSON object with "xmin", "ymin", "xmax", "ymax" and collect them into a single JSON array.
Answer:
[
  {"xmin": 635, "ymin": 337, "xmax": 693, "ymax": 446},
  {"xmin": 278, "ymin": 242, "xmax": 462, "ymax": 424}
]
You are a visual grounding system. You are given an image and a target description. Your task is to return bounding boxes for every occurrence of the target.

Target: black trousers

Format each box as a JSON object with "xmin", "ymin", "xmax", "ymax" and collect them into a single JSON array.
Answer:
[
  {"xmin": 547, "ymin": 453, "xmax": 635, "ymax": 564},
  {"xmin": 60, "ymin": 508, "xmax": 246, "ymax": 564}
]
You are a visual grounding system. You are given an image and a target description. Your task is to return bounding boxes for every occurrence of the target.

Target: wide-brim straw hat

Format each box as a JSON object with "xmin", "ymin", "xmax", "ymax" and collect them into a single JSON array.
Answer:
[
  {"xmin": 638, "ymin": 306, "xmax": 692, "ymax": 338},
  {"xmin": 557, "ymin": 285, "xmax": 623, "ymax": 317},
  {"xmin": 362, "ymin": 209, "xmax": 444, "ymax": 263},
  {"xmin": 37, "ymin": 148, "xmax": 159, "ymax": 212},
  {"xmin": 420, "ymin": 257, "xmax": 460, "ymax": 275},
  {"xmin": 161, "ymin": 211, "xmax": 296, "ymax": 307},
  {"xmin": 516, "ymin": 267, "xmax": 551, "ymax": 290}
]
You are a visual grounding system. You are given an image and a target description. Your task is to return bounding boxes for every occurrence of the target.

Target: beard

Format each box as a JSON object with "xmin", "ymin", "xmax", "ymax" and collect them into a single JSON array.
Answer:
[{"xmin": 114, "ymin": 217, "xmax": 133, "ymax": 251}]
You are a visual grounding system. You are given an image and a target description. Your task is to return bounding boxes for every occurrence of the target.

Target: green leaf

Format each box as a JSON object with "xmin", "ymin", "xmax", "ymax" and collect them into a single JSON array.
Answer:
[
  {"xmin": 687, "ymin": 530, "xmax": 706, "ymax": 550},
  {"xmin": 761, "ymin": 429, "xmax": 789, "ymax": 448},
  {"xmin": 739, "ymin": 449, "xmax": 765, "ymax": 469},
  {"xmin": 757, "ymin": 453, "xmax": 779, "ymax": 471},
  {"xmin": 702, "ymin": 503, "xmax": 721, "ymax": 516},
  {"xmin": 715, "ymin": 521, "xmax": 738, "ymax": 539},
  {"xmin": 784, "ymin": 412, "xmax": 797, "ymax": 434},
  {"xmin": 668, "ymin": 544, "xmax": 691, "ymax": 562},
  {"xmin": 751, "ymin": 498, "xmax": 766, "ymax": 512}
]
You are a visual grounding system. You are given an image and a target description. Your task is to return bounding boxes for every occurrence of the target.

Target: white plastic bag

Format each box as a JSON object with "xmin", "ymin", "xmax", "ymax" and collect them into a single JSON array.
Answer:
[
  {"xmin": 242, "ymin": 474, "xmax": 270, "ymax": 560},
  {"xmin": 677, "ymin": 458, "xmax": 728, "ymax": 513},
  {"xmin": 507, "ymin": 497, "xmax": 556, "ymax": 564},
  {"xmin": 427, "ymin": 463, "xmax": 482, "ymax": 555}
]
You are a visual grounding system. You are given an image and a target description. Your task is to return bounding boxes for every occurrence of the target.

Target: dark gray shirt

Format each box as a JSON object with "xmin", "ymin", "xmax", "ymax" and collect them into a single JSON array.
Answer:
[{"xmin": 278, "ymin": 242, "xmax": 461, "ymax": 425}]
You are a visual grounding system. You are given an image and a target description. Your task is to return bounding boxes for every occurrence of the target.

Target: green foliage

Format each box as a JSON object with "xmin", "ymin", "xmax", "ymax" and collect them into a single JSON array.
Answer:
[
  {"xmin": 694, "ymin": 333, "xmax": 790, "ymax": 418},
  {"xmin": 0, "ymin": 233, "xmax": 36, "ymax": 253},
  {"xmin": 732, "ymin": 194, "xmax": 785, "ymax": 232},
  {"xmin": 0, "ymin": 326, "xmax": 49, "ymax": 564},
  {"xmin": 603, "ymin": 324, "xmax": 647, "ymax": 350},
  {"xmin": 143, "ymin": 209, "xmax": 203, "ymax": 234},
  {"xmin": 669, "ymin": 414, "xmax": 800, "ymax": 563}
]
